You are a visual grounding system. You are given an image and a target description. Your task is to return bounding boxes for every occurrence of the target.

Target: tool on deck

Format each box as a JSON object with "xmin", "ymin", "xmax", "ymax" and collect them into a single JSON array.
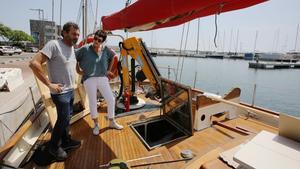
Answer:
[
  {"xmin": 99, "ymin": 154, "xmax": 162, "ymax": 169},
  {"xmin": 99, "ymin": 152, "xmax": 194, "ymax": 168}
]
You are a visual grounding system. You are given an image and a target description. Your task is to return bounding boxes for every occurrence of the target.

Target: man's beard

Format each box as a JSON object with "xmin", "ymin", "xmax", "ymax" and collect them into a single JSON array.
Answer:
[{"xmin": 72, "ymin": 38, "xmax": 78, "ymax": 45}]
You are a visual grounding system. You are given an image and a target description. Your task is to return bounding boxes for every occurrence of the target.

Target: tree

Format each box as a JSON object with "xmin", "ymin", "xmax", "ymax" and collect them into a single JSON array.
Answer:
[
  {"xmin": 0, "ymin": 24, "xmax": 34, "ymax": 43},
  {"xmin": 10, "ymin": 30, "xmax": 34, "ymax": 43},
  {"xmin": 0, "ymin": 24, "xmax": 13, "ymax": 39}
]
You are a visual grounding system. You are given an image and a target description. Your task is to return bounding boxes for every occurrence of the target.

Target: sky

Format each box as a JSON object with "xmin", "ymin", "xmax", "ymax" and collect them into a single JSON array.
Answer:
[{"xmin": 0, "ymin": 0, "xmax": 300, "ymax": 53}]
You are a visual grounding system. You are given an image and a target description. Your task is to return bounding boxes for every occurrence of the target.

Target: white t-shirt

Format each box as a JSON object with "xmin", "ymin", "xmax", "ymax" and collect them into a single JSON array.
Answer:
[{"xmin": 41, "ymin": 39, "xmax": 76, "ymax": 94}]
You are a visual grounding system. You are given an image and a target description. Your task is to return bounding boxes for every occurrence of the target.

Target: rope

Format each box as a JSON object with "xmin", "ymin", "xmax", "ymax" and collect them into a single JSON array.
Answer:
[
  {"xmin": 124, "ymin": 0, "xmax": 132, "ymax": 35},
  {"xmin": 214, "ymin": 13, "xmax": 218, "ymax": 48},
  {"xmin": 214, "ymin": 4, "xmax": 224, "ymax": 49},
  {"xmin": 125, "ymin": 0, "xmax": 132, "ymax": 7},
  {"xmin": 0, "ymin": 120, "xmax": 13, "ymax": 134},
  {"xmin": 0, "ymin": 92, "xmax": 30, "ymax": 116}
]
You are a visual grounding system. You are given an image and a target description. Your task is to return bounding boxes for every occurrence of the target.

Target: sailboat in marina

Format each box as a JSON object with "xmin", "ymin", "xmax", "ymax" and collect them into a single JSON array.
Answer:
[{"xmin": 1, "ymin": 0, "xmax": 300, "ymax": 169}]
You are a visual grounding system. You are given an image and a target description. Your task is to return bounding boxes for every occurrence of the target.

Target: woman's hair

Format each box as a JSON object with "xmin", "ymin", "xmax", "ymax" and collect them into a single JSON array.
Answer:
[{"xmin": 94, "ymin": 30, "xmax": 107, "ymax": 42}]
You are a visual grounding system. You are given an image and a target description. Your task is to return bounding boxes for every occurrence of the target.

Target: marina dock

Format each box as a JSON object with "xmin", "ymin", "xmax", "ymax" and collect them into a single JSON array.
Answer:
[{"xmin": 249, "ymin": 61, "xmax": 300, "ymax": 69}]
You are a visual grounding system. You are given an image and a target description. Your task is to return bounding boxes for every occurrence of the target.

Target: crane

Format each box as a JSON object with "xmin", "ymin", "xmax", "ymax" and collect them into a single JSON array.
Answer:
[{"xmin": 30, "ymin": 8, "xmax": 44, "ymax": 20}]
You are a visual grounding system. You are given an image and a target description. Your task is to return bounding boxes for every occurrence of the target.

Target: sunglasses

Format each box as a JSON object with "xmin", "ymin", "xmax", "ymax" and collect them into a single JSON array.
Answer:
[{"xmin": 94, "ymin": 36, "xmax": 104, "ymax": 43}]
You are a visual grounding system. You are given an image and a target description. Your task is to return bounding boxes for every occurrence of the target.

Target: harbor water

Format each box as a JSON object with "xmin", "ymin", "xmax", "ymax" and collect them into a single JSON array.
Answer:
[{"xmin": 153, "ymin": 56, "xmax": 300, "ymax": 118}]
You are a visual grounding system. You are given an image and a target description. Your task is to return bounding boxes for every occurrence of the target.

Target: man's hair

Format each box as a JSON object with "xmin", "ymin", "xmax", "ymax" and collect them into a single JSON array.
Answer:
[
  {"xmin": 94, "ymin": 30, "xmax": 107, "ymax": 42},
  {"xmin": 61, "ymin": 22, "xmax": 79, "ymax": 37}
]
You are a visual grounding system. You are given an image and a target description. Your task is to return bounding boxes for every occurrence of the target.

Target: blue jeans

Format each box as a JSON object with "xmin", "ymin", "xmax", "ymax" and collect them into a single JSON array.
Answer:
[{"xmin": 50, "ymin": 90, "xmax": 74, "ymax": 149}]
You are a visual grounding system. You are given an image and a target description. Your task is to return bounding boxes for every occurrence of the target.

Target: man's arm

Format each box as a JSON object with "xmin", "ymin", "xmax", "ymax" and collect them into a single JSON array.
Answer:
[{"xmin": 29, "ymin": 52, "xmax": 63, "ymax": 93}]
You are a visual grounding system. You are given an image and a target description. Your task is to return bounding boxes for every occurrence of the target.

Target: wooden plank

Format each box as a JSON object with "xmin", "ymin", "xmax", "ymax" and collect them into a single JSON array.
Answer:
[
  {"xmin": 201, "ymin": 159, "xmax": 232, "ymax": 169},
  {"xmin": 23, "ymin": 99, "xmax": 279, "ymax": 169},
  {"xmin": 212, "ymin": 121, "xmax": 249, "ymax": 136}
]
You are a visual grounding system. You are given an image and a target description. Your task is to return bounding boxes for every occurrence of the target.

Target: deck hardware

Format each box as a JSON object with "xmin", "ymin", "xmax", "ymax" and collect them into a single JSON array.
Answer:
[{"xmin": 181, "ymin": 149, "xmax": 194, "ymax": 159}]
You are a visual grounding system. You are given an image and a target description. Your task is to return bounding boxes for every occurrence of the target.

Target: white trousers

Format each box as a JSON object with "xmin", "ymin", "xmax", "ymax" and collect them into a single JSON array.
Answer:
[{"xmin": 83, "ymin": 77, "xmax": 115, "ymax": 119}]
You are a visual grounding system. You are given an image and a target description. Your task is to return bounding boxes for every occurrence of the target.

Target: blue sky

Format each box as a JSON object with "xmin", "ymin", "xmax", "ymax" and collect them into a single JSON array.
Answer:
[{"xmin": 0, "ymin": 0, "xmax": 299, "ymax": 53}]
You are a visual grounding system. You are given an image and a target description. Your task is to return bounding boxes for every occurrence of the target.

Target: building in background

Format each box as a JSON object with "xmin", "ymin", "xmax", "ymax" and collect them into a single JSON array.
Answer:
[{"xmin": 29, "ymin": 20, "xmax": 61, "ymax": 48}]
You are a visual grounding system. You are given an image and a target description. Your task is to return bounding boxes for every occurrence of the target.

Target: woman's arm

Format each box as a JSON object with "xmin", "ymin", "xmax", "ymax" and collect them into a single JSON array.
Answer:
[
  {"xmin": 107, "ymin": 55, "xmax": 115, "ymax": 72},
  {"xmin": 76, "ymin": 62, "xmax": 84, "ymax": 75},
  {"xmin": 106, "ymin": 55, "xmax": 115, "ymax": 78}
]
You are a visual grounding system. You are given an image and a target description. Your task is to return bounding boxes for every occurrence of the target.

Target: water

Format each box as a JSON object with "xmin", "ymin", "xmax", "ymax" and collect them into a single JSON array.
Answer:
[{"xmin": 153, "ymin": 56, "xmax": 300, "ymax": 118}]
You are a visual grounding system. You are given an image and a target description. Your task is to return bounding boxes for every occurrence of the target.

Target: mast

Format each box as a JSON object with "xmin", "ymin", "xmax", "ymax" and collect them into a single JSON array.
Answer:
[
  {"xmin": 151, "ymin": 31, "xmax": 154, "ymax": 49},
  {"xmin": 60, "ymin": 0, "xmax": 62, "ymax": 26},
  {"xmin": 235, "ymin": 29, "xmax": 239, "ymax": 54},
  {"xmin": 196, "ymin": 19, "xmax": 200, "ymax": 54},
  {"xmin": 253, "ymin": 30, "xmax": 258, "ymax": 53},
  {"xmin": 82, "ymin": 0, "xmax": 88, "ymax": 39},
  {"xmin": 275, "ymin": 29, "xmax": 280, "ymax": 53},
  {"xmin": 229, "ymin": 28, "xmax": 233, "ymax": 53},
  {"xmin": 222, "ymin": 30, "xmax": 225, "ymax": 53},
  {"xmin": 294, "ymin": 24, "xmax": 299, "ymax": 51},
  {"xmin": 272, "ymin": 29, "xmax": 280, "ymax": 53},
  {"xmin": 52, "ymin": 0, "xmax": 54, "ymax": 22}
]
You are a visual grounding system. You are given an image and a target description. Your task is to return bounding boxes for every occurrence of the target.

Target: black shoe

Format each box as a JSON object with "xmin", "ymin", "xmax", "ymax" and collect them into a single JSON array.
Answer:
[
  {"xmin": 61, "ymin": 138, "xmax": 81, "ymax": 152},
  {"xmin": 48, "ymin": 146, "xmax": 68, "ymax": 161}
]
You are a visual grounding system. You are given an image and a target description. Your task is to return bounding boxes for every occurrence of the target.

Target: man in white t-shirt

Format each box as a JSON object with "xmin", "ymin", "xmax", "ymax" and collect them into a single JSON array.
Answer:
[{"xmin": 29, "ymin": 22, "xmax": 81, "ymax": 161}]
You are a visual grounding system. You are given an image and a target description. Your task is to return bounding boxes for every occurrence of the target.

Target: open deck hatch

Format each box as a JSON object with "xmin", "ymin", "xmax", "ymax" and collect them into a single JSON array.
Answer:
[{"xmin": 131, "ymin": 78, "xmax": 193, "ymax": 150}]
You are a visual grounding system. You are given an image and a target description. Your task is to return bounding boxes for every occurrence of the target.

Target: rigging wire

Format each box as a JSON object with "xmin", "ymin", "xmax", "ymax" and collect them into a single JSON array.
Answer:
[
  {"xmin": 179, "ymin": 21, "xmax": 190, "ymax": 83},
  {"xmin": 76, "ymin": 0, "xmax": 83, "ymax": 25},
  {"xmin": 93, "ymin": 0, "xmax": 99, "ymax": 32},
  {"xmin": 175, "ymin": 23, "xmax": 186, "ymax": 82},
  {"xmin": 88, "ymin": 0, "xmax": 95, "ymax": 34}
]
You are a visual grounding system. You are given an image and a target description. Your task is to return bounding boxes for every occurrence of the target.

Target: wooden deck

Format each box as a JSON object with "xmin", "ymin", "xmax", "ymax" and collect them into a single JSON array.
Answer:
[{"xmin": 24, "ymin": 100, "xmax": 277, "ymax": 169}]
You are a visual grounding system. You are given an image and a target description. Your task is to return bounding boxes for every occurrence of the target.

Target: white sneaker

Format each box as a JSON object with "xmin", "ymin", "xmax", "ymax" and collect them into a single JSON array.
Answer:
[
  {"xmin": 109, "ymin": 119, "xmax": 124, "ymax": 130},
  {"xmin": 136, "ymin": 87, "xmax": 144, "ymax": 94},
  {"xmin": 93, "ymin": 124, "xmax": 100, "ymax": 135}
]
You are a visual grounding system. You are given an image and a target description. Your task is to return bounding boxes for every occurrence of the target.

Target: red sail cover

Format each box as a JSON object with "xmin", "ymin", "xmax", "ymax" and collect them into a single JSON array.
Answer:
[{"xmin": 102, "ymin": 0, "xmax": 267, "ymax": 32}]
